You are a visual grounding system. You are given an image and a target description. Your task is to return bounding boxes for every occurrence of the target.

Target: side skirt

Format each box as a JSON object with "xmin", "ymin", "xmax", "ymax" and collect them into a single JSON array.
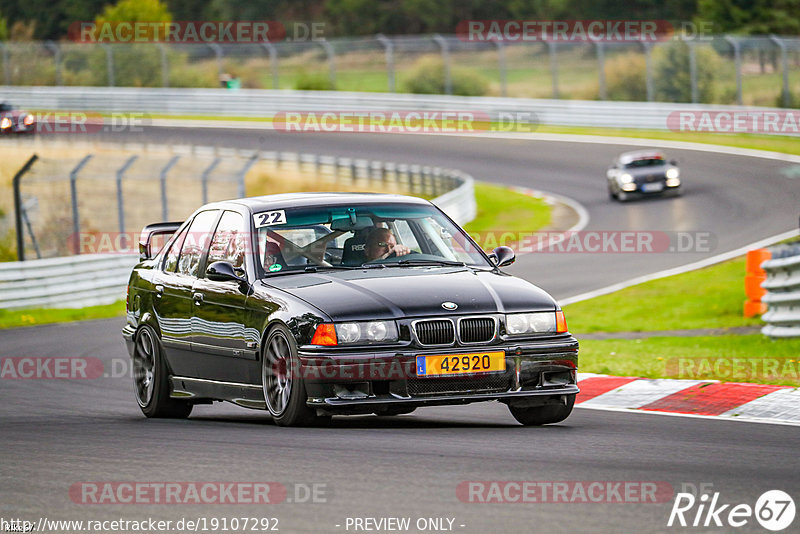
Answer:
[{"xmin": 170, "ymin": 376, "xmax": 266, "ymax": 410}]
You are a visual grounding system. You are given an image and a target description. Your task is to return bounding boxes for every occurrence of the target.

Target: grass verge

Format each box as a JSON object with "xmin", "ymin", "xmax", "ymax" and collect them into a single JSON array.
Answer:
[
  {"xmin": 0, "ymin": 300, "xmax": 126, "ymax": 329},
  {"xmin": 564, "ymin": 256, "xmax": 760, "ymax": 333},
  {"xmin": 564, "ymin": 254, "xmax": 800, "ymax": 386},
  {"xmin": 578, "ymin": 335, "xmax": 800, "ymax": 387},
  {"xmin": 463, "ymin": 182, "xmax": 551, "ymax": 235}
]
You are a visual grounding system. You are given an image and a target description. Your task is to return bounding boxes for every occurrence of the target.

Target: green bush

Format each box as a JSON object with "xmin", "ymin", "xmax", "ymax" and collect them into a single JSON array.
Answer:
[
  {"xmin": 294, "ymin": 70, "xmax": 336, "ymax": 91},
  {"xmin": 402, "ymin": 56, "xmax": 488, "ymax": 97},
  {"xmin": 604, "ymin": 52, "xmax": 647, "ymax": 102},
  {"xmin": 653, "ymin": 42, "xmax": 719, "ymax": 103}
]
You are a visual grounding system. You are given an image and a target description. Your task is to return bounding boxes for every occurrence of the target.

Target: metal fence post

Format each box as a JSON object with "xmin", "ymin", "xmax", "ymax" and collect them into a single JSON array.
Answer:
[
  {"xmin": 69, "ymin": 155, "xmax": 93, "ymax": 254},
  {"xmin": 547, "ymin": 41, "xmax": 559, "ymax": 99},
  {"xmin": 158, "ymin": 44, "xmax": 169, "ymax": 87},
  {"xmin": 770, "ymin": 35, "xmax": 790, "ymax": 107},
  {"xmin": 433, "ymin": 35, "xmax": 452, "ymax": 95},
  {"xmin": 724, "ymin": 36, "xmax": 743, "ymax": 105},
  {"xmin": 45, "ymin": 41, "xmax": 62, "ymax": 86},
  {"xmin": 208, "ymin": 43, "xmax": 224, "ymax": 82},
  {"xmin": 201, "ymin": 158, "xmax": 221, "ymax": 204},
  {"xmin": 0, "ymin": 43, "xmax": 10, "ymax": 85},
  {"xmin": 101, "ymin": 44, "xmax": 115, "ymax": 86},
  {"xmin": 376, "ymin": 34, "xmax": 395, "ymax": 92},
  {"xmin": 319, "ymin": 39, "xmax": 336, "ymax": 88},
  {"xmin": 236, "ymin": 155, "xmax": 258, "ymax": 198},
  {"xmin": 12, "ymin": 155, "xmax": 38, "ymax": 261},
  {"xmin": 595, "ymin": 41, "xmax": 606, "ymax": 100},
  {"xmin": 687, "ymin": 38, "xmax": 698, "ymax": 103},
  {"xmin": 261, "ymin": 42, "xmax": 279, "ymax": 89},
  {"xmin": 642, "ymin": 41, "xmax": 654, "ymax": 102},
  {"xmin": 116, "ymin": 155, "xmax": 138, "ymax": 246},
  {"xmin": 159, "ymin": 155, "xmax": 180, "ymax": 220},
  {"xmin": 494, "ymin": 40, "xmax": 507, "ymax": 97}
]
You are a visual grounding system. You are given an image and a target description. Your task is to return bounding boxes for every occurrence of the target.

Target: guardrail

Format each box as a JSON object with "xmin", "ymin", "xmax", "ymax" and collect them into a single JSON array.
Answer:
[
  {"xmin": 1, "ymin": 143, "xmax": 475, "ymax": 310},
  {"xmin": 1, "ymin": 86, "xmax": 798, "ymax": 134},
  {"xmin": 0, "ymin": 254, "xmax": 139, "ymax": 310},
  {"xmin": 761, "ymin": 244, "xmax": 800, "ymax": 338}
]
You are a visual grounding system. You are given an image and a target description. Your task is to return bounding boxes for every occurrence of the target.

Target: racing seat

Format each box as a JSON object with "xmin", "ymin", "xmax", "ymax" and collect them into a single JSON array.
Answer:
[{"xmin": 341, "ymin": 229, "xmax": 370, "ymax": 265}]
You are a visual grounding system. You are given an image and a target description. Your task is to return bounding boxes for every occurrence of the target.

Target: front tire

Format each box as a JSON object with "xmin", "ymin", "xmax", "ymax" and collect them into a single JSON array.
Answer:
[
  {"xmin": 262, "ymin": 324, "xmax": 330, "ymax": 427},
  {"xmin": 133, "ymin": 325, "xmax": 192, "ymax": 419},
  {"xmin": 508, "ymin": 395, "xmax": 575, "ymax": 426}
]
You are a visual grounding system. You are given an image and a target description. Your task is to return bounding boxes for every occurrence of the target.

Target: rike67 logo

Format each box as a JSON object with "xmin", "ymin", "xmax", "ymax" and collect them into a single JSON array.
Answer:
[{"xmin": 668, "ymin": 489, "xmax": 795, "ymax": 531}]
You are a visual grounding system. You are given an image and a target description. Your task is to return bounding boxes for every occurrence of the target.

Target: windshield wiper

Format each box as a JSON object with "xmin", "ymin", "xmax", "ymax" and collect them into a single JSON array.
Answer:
[
  {"xmin": 303, "ymin": 265, "xmax": 358, "ymax": 272},
  {"xmin": 395, "ymin": 259, "xmax": 467, "ymax": 267}
]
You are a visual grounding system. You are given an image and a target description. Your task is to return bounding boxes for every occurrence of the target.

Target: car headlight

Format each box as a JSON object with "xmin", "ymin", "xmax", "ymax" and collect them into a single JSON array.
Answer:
[
  {"xmin": 23, "ymin": 114, "xmax": 34, "ymax": 126},
  {"xmin": 0, "ymin": 117, "xmax": 11, "ymax": 129},
  {"xmin": 310, "ymin": 321, "xmax": 399, "ymax": 346},
  {"xmin": 666, "ymin": 168, "xmax": 679, "ymax": 179},
  {"xmin": 620, "ymin": 173, "xmax": 634, "ymax": 184},
  {"xmin": 505, "ymin": 311, "xmax": 567, "ymax": 335}
]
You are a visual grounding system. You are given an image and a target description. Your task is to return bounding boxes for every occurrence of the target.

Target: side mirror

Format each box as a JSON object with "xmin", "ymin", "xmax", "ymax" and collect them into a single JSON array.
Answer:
[
  {"xmin": 207, "ymin": 261, "xmax": 248, "ymax": 284},
  {"xmin": 670, "ymin": 160, "xmax": 678, "ymax": 166},
  {"xmin": 488, "ymin": 246, "xmax": 515, "ymax": 267}
]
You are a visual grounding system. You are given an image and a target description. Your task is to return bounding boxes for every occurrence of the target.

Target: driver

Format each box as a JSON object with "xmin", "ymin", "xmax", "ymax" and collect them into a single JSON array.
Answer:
[{"xmin": 364, "ymin": 227, "xmax": 411, "ymax": 261}]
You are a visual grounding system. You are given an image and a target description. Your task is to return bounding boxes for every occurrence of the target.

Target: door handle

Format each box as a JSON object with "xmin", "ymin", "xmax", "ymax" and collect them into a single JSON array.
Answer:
[
  {"xmin": 154, "ymin": 285, "xmax": 164, "ymax": 298},
  {"xmin": 193, "ymin": 292, "xmax": 204, "ymax": 304}
]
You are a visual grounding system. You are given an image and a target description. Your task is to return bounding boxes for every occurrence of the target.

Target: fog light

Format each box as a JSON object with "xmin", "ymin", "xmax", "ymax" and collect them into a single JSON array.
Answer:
[
  {"xmin": 666, "ymin": 177, "xmax": 681, "ymax": 187},
  {"xmin": 621, "ymin": 183, "xmax": 637, "ymax": 192}
]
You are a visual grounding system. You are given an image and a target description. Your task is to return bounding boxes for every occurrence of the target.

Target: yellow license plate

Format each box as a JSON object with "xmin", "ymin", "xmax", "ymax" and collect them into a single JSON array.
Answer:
[{"xmin": 416, "ymin": 351, "xmax": 506, "ymax": 377}]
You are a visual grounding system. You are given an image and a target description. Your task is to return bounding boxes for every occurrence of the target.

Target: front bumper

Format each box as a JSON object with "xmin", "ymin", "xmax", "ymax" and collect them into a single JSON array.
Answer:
[{"xmin": 298, "ymin": 336, "xmax": 579, "ymax": 414}]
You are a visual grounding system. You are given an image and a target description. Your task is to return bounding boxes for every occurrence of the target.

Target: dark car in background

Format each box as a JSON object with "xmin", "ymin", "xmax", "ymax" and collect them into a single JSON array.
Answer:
[
  {"xmin": 0, "ymin": 102, "xmax": 35, "ymax": 135},
  {"xmin": 607, "ymin": 150, "xmax": 681, "ymax": 201},
  {"xmin": 123, "ymin": 193, "xmax": 579, "ymax": 427}
]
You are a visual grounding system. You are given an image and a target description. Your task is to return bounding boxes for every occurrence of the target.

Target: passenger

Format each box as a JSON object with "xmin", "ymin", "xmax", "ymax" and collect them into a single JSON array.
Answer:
[{"xmin": 364, "ymin": 227, "xmax": 411, "ymax": 261}]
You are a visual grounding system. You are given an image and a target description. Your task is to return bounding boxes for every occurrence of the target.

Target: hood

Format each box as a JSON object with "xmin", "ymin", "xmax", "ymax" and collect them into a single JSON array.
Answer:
[{"xmin": 261, "ymin": 267, "xmax": 557, "ymax": 321}]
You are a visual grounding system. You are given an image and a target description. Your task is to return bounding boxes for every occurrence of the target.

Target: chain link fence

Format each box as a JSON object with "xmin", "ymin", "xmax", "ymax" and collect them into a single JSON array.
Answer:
[
  {"xmin": 4, "ymin": 138, "xmax": 474, "ymax": 262},
  {"xmin": 1, "ymin": 34, "xmax": 799, "ymax": 107}
]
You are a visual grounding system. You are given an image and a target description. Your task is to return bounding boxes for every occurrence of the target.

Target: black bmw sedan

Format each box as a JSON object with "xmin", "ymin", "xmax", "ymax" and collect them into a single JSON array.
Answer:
[{"xmin": 123, "ymin": 193, "xmax": 579, "ymax": 426}]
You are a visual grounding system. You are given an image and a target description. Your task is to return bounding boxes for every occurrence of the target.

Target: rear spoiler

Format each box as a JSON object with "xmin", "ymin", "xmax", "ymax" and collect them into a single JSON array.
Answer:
[{"xmin": 139, "ymin": 222, "xmax": 183, "ymax": 260}]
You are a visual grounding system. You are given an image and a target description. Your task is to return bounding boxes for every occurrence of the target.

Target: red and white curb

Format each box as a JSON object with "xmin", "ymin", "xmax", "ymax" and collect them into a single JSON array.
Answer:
[{"xmin": 575, "ymin": 373, "xmax": 800, "ymax": 426}]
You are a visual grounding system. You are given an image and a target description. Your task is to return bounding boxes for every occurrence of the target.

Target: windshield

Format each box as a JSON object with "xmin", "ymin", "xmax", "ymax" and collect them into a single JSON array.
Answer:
[
  {"xmin": 254, "ymin": 203, "xmax": 490, "ymax": 275},
  {"xmin": 624, "ymin": 157, "xmax": 666, "ymax": 168}
]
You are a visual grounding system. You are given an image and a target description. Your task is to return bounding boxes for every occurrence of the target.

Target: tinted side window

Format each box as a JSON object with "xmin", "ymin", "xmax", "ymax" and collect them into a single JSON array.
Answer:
[
  {"xmin": 163, "ymin": 226, "xmax": 188, "ymax": 273},
  {"xmin": 207, "ymin": 211, "xmax": 247, "ymax": 272},
  {"xmin": 177, "ymin": 210, "xmax": 219, "ymax": 277}
]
